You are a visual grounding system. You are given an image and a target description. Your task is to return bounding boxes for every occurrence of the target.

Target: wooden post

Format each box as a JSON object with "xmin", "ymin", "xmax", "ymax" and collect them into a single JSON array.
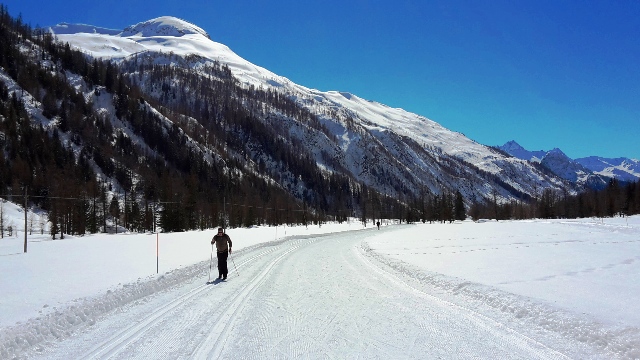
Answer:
[
  {"xmin": 156, "ymin": 232, "xmax": 159, "ymax": 274},
  {"xmin": 24, "ymin": 187, "xmax": 28, "ymax": 253}
]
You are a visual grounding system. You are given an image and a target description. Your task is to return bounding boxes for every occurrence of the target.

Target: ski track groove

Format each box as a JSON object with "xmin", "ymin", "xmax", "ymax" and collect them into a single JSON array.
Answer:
[
  {"xmin": 76, "ymin": 246, "xmax": 278, "ymax": 359},
  {"xmin": 80, "ymin": 283, "xmax": 213, "ymax": 359},
  {"xmin": 223, "ymin": 228, "xmax": 575, "ymax": 359},
  {"xmin": 127, "ymin": 298, "xmax": 204, "ymax": 359},
  {"xmin": 192, "ymin": 238, "xmax": 314, "ymax": 359},
  {"xmin": 354, "ymin": 243, "xmax": 571, "ymax": 360}
]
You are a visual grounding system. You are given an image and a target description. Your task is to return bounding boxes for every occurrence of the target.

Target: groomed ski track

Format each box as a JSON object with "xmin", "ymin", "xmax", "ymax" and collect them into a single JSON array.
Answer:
[{"xmin": 31, "ymin": 227, "xmax": 571, "ymax": 359}]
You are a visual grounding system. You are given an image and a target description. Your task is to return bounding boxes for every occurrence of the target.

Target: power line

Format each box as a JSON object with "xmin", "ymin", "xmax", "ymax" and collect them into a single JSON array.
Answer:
[
  {"xmin": 1, "ymin": 191, "xmax": 403, "ymax": 220},
  {"xmin": 0, "ymin": 194, "xmax": 355, "ymax": 213}
]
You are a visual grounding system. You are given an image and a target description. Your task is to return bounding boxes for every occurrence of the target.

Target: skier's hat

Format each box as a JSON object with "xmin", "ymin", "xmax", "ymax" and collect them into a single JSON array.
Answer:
[{"xmin": 218, "ymin": 227, "xmax": 224, "ymax": 232}]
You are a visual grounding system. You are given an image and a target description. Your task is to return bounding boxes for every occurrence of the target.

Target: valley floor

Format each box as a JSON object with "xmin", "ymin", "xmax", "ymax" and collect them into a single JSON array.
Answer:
[{"xmin": 2, "ymin": 218, "xmax": 639, "ymax": 359}]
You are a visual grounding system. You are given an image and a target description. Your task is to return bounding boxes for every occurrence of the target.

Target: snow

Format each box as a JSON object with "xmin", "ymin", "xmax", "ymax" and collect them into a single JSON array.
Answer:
[
  {"xmin": 47, "ymin": 23, "xmax": 120, "ymax": 36},
  {"xmin": 0, "ymin": 219, "xmax": 358, "ymax": 328},
  {"xmin": 366, "ymin": 218, "xmax": 640, "ymax": 325},
  {"xmin": 576, "ymin": 156, "xmax": 640, "ymax": 182},
  {"xmin": 500, "ymin": 140, "xmax": 547, "ymax": 163},
  {"xmin": 501, "ymin": 141, "xmax": 640, "ymax": 183},
  {"xmin": 1, "ymin": 193, "xmax": 640, "ymax": 358},
  {"xmin": 121, "ymin": 17, "xmax": 209, "ymax": 38},
  {"xmin": 0, "ymin": 69, "xmax": 52, "ymax": 129}
]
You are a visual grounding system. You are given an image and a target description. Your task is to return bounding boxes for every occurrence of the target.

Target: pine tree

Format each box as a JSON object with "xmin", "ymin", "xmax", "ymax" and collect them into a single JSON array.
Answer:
[
  {"xmin": 0, "ymin": 200, "xmax": 5, "ymax": 238},
  {"xmin": 454, "ymin": 191, "xmax": 466, "ymax": 221},
  {"xmin": 109, "ymin": 195, "xmax": 121, "ymax": 233}
]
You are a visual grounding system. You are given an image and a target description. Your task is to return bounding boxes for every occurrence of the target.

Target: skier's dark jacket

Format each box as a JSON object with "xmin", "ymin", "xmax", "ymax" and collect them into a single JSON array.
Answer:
[{"xmin": 212, "ymin": 233, "xmax": 232, "ymax": 253}]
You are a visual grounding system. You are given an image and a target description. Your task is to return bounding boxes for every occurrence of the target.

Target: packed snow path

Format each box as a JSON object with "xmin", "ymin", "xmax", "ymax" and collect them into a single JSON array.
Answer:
[{"xmin": 33, "ymin": 228, "xmax": 573, "ymax": 359}]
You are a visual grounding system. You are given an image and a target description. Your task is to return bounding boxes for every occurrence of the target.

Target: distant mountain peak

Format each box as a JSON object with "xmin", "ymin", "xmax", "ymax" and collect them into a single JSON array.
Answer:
[
  {"xmin": 499, "ymin": 141, "xmax": 640, "ymax": 187},
  {"xmin": 498, "ymin": 141, "xmax": 546, "ymax": 162},
  {"xmin": 121, "ymin": 16, "xmax": 210, "ymax": 39},
  {"xmin": 503, "ymin": 140, "xmax": 524, "ymax": 149},
  {"xmin": 546, "ymin": 148, "xmax": 568, "ymax": 158}
]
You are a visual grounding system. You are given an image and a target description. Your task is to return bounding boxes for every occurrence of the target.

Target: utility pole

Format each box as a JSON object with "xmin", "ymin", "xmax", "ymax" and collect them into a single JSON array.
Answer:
[{"xmin": 24, "ymin": 187, "xmax": 28, "ymax": 253}]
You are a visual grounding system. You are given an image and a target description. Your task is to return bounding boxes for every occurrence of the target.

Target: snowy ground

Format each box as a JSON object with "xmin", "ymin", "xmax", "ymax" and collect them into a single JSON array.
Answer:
[{"xmin": 1, "ymin": 200, "xmax": 639, "ymax": 359}]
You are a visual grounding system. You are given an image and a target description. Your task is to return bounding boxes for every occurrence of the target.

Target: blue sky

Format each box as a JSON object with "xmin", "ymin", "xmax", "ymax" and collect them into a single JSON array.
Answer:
[{"xmin": 4, "ymin": 0, "xmax": 640, "ymax": 159}]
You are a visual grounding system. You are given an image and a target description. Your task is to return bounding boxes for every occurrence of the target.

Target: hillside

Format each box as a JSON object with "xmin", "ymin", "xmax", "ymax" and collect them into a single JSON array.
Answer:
[{"xmin": 48, "ymin": 17, "xmax": 571, "ymax": 200}]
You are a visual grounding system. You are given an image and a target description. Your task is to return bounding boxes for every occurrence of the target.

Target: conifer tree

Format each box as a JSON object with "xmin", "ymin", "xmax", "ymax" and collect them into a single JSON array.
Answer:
[{"xmin": 454, "ymin": 191, "xmax": 466, "ymax": 221}]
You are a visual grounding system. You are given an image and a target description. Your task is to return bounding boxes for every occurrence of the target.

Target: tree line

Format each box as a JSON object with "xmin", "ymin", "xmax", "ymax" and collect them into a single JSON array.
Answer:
[{"xmin": 468, "ymin": 178, "xmax": 640, "ymax": 221}]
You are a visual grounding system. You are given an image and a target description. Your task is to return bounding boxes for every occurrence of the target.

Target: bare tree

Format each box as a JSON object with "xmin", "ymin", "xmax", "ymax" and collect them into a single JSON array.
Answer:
[
  {"xmin": 28, "ymin": 211, "xmax": 35, "ymax": 235},
  {"xmin": 0, "ymin": 200, "xmax": 5, "ymax": 239},
  {"xmin": 8, "ymin": 220, "xmax": 14, "ymax": 237},
  {"xmin": 38, "ymin": 214, "xmax": 46, "ymax": 235}
]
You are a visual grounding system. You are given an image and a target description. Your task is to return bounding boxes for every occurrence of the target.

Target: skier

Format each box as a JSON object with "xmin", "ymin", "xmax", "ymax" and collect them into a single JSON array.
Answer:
[
  {"xmin": 211, "ymin": 227, "xmax": 233, "ymax": 280},
  {"xmin": 376, "ymin": 221, "xmax": 381, "ymax": 230}
]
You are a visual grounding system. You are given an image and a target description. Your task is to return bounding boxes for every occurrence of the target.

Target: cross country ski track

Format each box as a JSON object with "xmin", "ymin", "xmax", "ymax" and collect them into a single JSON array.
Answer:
[{"xmin": 30, "ymin": 227, "xmax": 582, "ymax": 359}]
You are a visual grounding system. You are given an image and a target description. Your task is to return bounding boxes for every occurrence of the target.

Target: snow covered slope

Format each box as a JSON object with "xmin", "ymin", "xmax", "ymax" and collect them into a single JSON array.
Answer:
[
  {"xmin": 499, "ymin": 140, "xmax": 638, "ymax": 187},
  {"xmin": 49, "ymin": 17, "xmax": 570, "ymax": 202},
  {"xmin": 45, "ymin": 23, "xmax": 120, "ymax": 36},
  {"xmin": 540, "ymin": 148, "xmax": 600, "ymax": 184},
  {"xmin": 50, "ymin": 17, "xmax": 495, "ymax": 164},
  {"xmin": 48, "ymin": 17, "xmax": 274, "ymax": 88},
  {"xmin": 576, "ymin": 156, "xmax": 640, "ymax": 183}
]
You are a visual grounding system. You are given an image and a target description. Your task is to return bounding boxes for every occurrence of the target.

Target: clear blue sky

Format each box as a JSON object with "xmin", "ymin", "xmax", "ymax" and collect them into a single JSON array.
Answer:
[{"xmin": 4, "ymin": 0, "xmax": 640, "ymax": 159}]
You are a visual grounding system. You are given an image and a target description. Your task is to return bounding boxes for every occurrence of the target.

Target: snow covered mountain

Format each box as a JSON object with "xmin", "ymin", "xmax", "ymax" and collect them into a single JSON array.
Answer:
[
  {"xmin": 498, "ymin": 140, "xmax": 639, "ymax": 188},
  {"xmin": 575, "ymin": 156, "xmax": 640, "ymax": 183},
  {"xmin": 46, "ymin": 16, "xmax": 571, "ymax": 204},
  {"xmin": 540, "ymin": 148, "xmax": 607, "ymax": 188},
  {"xmin": 499, "ymin": 140, "xmax": 548, "ymax": 163}
]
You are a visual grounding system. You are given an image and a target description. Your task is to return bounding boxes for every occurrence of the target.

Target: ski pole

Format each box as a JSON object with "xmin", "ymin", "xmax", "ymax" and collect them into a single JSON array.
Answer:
[
  {"xmin": 208, "ymin": 243, "xmax": 214, "ymax": 282},
  {"xmin": 230, "ymin": 251, "xmax": 239, "ymax": 277}
]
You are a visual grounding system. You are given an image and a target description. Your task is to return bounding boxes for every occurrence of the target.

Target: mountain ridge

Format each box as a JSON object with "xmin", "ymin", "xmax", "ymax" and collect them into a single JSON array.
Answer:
[
  {"xmin": 498, "ymin": 140, "xmax": 639, "ymax": 186},
  {"xmin": 121, "ymin": 16, "xmax": 210, "ymax": 38},
  {"xmin": 47, "ymin": 16, "xmax": 574, "ymax": 203}
]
